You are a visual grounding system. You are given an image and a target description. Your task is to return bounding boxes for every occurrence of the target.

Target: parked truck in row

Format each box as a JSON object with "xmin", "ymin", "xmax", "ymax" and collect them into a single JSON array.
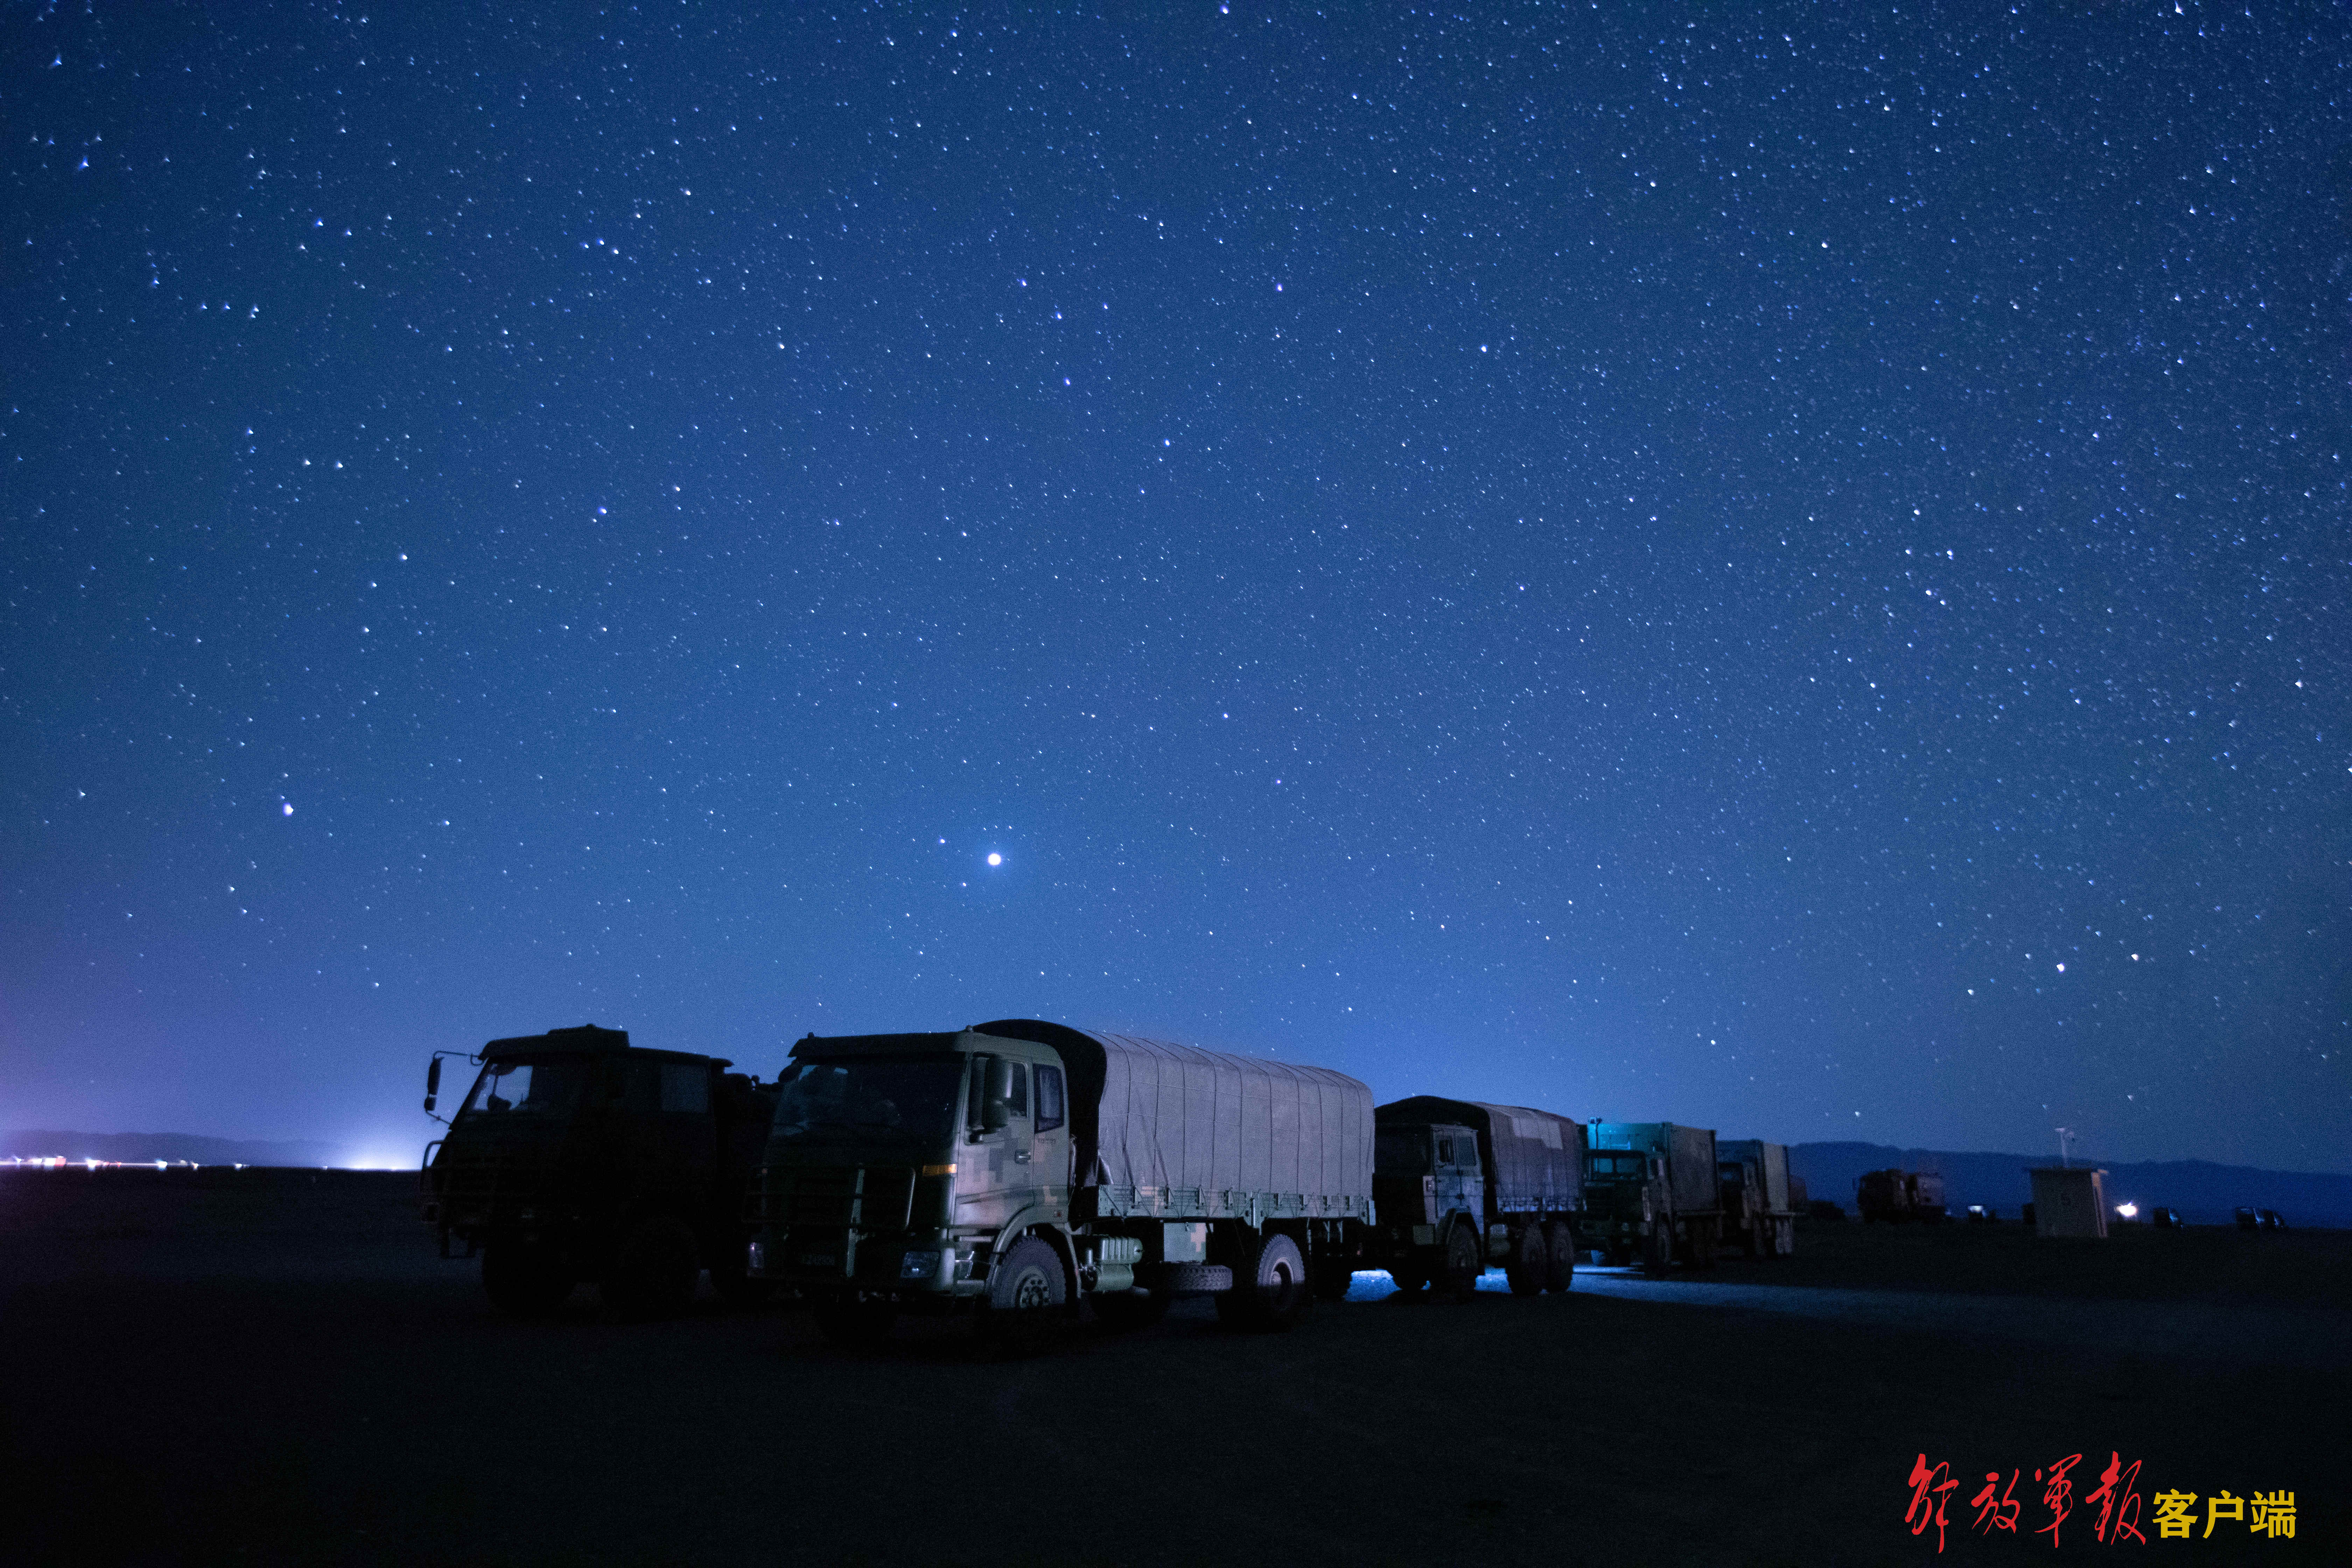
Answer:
[
  {"xmin": 1582, "ymin": 1121, "xmax": 1723, "ymax": 1270},
  {"xmin": 1370, "ymin": 1097, "xmax": 1583, "ymax": 1300},
  {"xmin": 744, "ymin": 1020, "xmax": 1374, "ymax": 1349},
  {"xmin": 420, "ymin": 1024, "xmax": 779, "ymax": 1317},
  {"xmin": 1716, "ymin": 1139, "xmax": 1797, "ymax": 1258},
  {"xmin": 1856, "ymin": 1167, "xmax": 1947, "ymax": 1224}
]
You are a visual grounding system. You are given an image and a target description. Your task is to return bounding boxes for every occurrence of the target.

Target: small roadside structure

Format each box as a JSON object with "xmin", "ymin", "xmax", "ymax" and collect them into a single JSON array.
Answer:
[{"xmin": 2028, "ymin": 1166, "xmax": 2109, "ymax": 1239}]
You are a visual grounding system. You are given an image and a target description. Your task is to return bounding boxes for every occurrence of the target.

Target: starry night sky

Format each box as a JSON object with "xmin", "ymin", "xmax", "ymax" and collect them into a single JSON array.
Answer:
[{"xmin": 5, "ymin": 3, "xmax": 2346, "ymax": 1170}]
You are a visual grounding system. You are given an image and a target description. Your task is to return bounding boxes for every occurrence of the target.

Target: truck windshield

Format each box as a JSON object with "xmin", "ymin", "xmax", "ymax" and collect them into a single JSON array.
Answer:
[
  {"xmin": 770, "ymin": 1057, "xmax": 963, "ymax": 1144},
  {"xmin": 461, "ymin": 1057, "xmax": 589, "ymax": 1118},
  {"xmin": 1588, "ymin": 1152, "xmax": 1646, "ymax": 1180}
]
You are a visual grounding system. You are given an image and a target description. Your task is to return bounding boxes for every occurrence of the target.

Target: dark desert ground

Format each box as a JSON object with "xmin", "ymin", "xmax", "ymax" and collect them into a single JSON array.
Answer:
[{"xmin": 2, "ymin": 1169, "xmax": 2342, "ymax": 1567}]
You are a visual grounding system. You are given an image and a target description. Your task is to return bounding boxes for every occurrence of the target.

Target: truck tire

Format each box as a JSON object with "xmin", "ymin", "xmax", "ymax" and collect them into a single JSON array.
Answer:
[
  {"xmin": 1542, "ymin": 1221, "xmax": 1577, "ymax": 1292},
  {"xmin": 1504, "ymin": 1223, "xmax": 1547, "ymax": 1296},
  {"xmin": 1386, "ymin": 1260, "xmax": 1429, "ymax": 1295},
  {"xmin": 1642, "ymin": 1226, "xmax": 1673, "ymax": 1275},
  {"xmin": 1694, "ymin": 1222, "xmax": 1718, "ymax": 1270},
  {"xmin": 604, "ymin": 1215, "xmax": 700, "ymax": 1320},
  {"xmin": 482, "ymin": 1238, "xmax": 573, "ymax": 1317},
  {"xmin": 1310, "ymin": 1254, "xmax": 1355, "ymax": 1302},
  {"xmin": 813, "ymin": 1292, "xmax": 898, "ymax": 1348},
  {"xmin": 1091, "ymin": 1289, "xmax": 1171, "ymax": 1331},
  {"xmin": 1216, "ymin": 1231, "xmax": 1312, "ymax": 1331},
  {"xmin": 983, "ymin": 1235, "xmax": 1068, "ymax": 1358},
  {"xmin": 1442, "ymin": 1222, "xmax": 1483, "ymax": 1302}
]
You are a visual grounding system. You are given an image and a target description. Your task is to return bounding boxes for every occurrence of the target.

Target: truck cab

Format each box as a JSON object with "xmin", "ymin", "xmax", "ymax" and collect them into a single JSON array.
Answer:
[
  {"xmin": 421, "ymin": 1024, "xmax": 777, "ymax": 1317},
  {"xmin": 1371, "ymin": 1120, "xmax": 1487, "ymax": 1297},
  {"xmin": 747, "ymin": 1029, "xmax": 1082, "ymax": 1344},
  {"xmin": 1582, "ymin": 1146, "xmax": 1668, "ymax": 1266}
]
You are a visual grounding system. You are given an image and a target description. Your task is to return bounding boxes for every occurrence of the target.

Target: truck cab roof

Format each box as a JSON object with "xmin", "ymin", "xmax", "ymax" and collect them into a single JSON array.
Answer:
[{"xmin": 480, "ymin": 1023, "xmax": 732, "ymax": 1071}]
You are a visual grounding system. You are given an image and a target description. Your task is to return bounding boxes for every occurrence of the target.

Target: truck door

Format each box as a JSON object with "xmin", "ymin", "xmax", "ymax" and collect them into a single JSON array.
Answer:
[
  {"xmin": 621, "ymin": 1057, "xmax": 719, "ymax": 1208},
  {"xmin": 958, "ymin": 1055, "xmax": 1031, "ymax": 1231},
  {"xmin": 1434, "ymin": 1128, "xmax": 1481, "ymax": 1227}
]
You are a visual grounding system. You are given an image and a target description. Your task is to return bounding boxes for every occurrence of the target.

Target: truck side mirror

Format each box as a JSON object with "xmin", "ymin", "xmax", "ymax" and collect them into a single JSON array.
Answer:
[
  {"xmin": 424, "ymin": 1057, "xmax": 442, "ymax": 1114},
  {"xmin": 982, "ymin": 1056, "xmax": 1015, "ymax": 1133}
]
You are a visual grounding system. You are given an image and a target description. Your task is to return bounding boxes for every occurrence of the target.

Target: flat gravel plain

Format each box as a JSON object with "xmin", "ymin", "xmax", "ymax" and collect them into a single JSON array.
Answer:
[{"xmin": 1, "ymin": 1169, "xmax": 2342, "ymax": 1567}]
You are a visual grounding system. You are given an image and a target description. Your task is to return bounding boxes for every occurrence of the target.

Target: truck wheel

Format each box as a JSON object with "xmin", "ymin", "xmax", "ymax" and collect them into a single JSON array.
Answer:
[
  {"xmin": 983, "ymin": 1235, "xmax": 1068, "ymax": 1357},
  {"xmin": 1505, "ymin": 1223, "xmax": 1547, "ymax": 1296},
  {"xmin": 482, "ymin": 1238, "xmax": 573, "ymax": 1317},
  {"xmin": 1695, "ymin": 1224, "xmax": 1718, "ymax": 1270},
  {"xmin": 1542, "ymin": 1222, "xmax": 1577, "ymax": 1292},
  {"xmin": 1642, "ymin": 1228, "xmax": 1673, "ymax": 1275},
  {"xmin": 813, "ymin": 1292, "xmax": 898, "ymax": 1348},
  {"xmin": 1442, "ymin": 1222, "xmax": 1482, "ymax": 1302},
  {"xmin": 1091, "ymin": 1289, "xmax": 1171, "ymax": 1331},
  {"xmin": 1386, "ymin": 1261, "xmax": 1429, "ymax": 1295},
  {"xmin": 605, "ymin": 1215, "xmax": 699, "ymax": 1320},
  {"xmin": 1310, "ymin": 1254, "xmax": 1355, "ymax": 1302},
  {"xmin": 1217, "ymin": 1232, "xmax": 1312, "ymax": 1331}
]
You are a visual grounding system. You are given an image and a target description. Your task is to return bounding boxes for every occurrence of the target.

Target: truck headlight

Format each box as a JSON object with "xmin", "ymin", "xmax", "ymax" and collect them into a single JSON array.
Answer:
[{"xmin": 899, "ymin": 1249, "xmax": 942, "ymax": 1281}]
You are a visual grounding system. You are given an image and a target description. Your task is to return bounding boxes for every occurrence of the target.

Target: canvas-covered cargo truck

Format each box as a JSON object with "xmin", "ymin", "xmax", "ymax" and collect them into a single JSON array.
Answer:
[
  {"xmin": 745, "ymin": 1020, "xmax": 1374, "ymax": 1350},
  {"xmin": 1715, "ymin": 1138, "xmax": 1796, "ymax": 1257},
  {"xmin": 1372, "ymin": 1098, "xmax": 1583, "ymax": 1300},
  {"xmin": 420, "ymin": 1024, "xmax": 779, "ymax": 1318},
  {"xmin": 1583, "ymin": 1121, "xmax": 1723, "ymax": 1271}
]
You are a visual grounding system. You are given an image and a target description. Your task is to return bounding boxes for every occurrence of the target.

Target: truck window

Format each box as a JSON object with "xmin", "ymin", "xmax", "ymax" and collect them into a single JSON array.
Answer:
[
  {"xmin": 1375, "ymin": 1128, "xmax": 1428, "ymax": 1175},
  {"xmin": 771, "ymin": 1057, "xmax": 964, "ymax": 1142},
  {"xmin": 1437, "ymin": 1137, "xmax": 1455, "ymax": 1165},
  {"xmin": 659, "ymin": 1062, "xmax": 710, "ymax": 1114},
  {"xmin": 1035, "ymin": 1065, "xmax": 1064, "ymax": 1133},
  {"xmin": 462, "ymin": 1058, "xmax": 587, "ymax": 1118},
  {"xmin": 1006, "ymin": 1062, "xmax": 1028, "ymax": 1118}
]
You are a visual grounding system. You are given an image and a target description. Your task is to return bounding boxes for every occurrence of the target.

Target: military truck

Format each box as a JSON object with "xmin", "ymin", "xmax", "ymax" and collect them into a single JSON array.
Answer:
[
  {"xmin": 745, "ymin": 1020, "xmax": 1374, "ymax": 1351},
  {"xmin": 420, "ymin": 1024, "xmax": 778, "ymax": 1318},
  {"xmin": 1855, "ymin": 1167, "xmax": 1948, "ymax": 1224},
  {"xmin": 1715, "ymin": 1139, "xmax": 1797, "ymax": 1258},
  {"xmin": 1371, "ymin": 1098, "xmax": 1583, "ymax": 1300},
  {"xmin": 1582, "ymin": 1121, "xmax": 1723, "ymax": 1270}
]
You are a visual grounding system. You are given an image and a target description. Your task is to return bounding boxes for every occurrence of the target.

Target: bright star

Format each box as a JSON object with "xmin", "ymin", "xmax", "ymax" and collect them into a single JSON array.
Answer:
[{"xmin": 987, "ymin": 853, "xmax": 1002, "ymax": 867}]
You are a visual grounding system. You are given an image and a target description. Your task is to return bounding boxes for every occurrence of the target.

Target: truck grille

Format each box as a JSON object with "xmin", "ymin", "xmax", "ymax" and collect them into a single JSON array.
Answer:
[{"xmin": 753, "ymin": 1164, "xmax": 915, "ymax": 1231}]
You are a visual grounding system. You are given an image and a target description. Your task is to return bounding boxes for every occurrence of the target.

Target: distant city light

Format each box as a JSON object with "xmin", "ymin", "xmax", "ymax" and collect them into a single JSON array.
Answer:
[{"xmin": 2116, "ymin": 1202, "xmax": 2139, "ymax": 1219}]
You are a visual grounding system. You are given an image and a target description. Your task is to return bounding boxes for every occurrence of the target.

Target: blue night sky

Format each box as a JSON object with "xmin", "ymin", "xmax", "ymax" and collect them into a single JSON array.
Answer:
[{"xmin": 5, "ymin": 3, "xmax": 2346, "ymax": 1171}]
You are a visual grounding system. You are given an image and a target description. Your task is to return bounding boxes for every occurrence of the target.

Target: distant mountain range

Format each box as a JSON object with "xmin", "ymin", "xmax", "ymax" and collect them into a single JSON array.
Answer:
[
  {"xmin": 2, "ymin": 1130, "xmax": 355, "ymax": 1168},
  {"xmin": 1789, "ymin": 1141, "xmax": 2352, "ymax": 1228}
]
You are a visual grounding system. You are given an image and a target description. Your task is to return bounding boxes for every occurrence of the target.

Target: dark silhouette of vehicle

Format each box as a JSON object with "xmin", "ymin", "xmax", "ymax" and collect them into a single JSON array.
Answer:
[
  {"xmin": 2149, "ymin": 1206, "xmax": 2185, "ymax": 1228},
  {"xmin": 1964, "ymin": 1203, "xmax": 2000, "ymax": 1223},
  {"xmin": 1856, "ymin": 1167, "xmax": 1947, "ymax": 1223},
  {"xmin": 1370, "ymin": 1098, "xmax": 1583, "ymax": 1300},
  {"xmin": 420, "ymin": 1024, "xmax": 778, "ymax": 1318},
  {"xmin": 1716, "ymin": 1139, "xmax": 1797, "ymax": 1256},
  {"xmin": 2235, "ymin": 1206, "xmax": 2287, "ymax": 1231},
  {"xmin": 1583, "ymin": 1122, "xmax": 1723, "ymax": 1270}
]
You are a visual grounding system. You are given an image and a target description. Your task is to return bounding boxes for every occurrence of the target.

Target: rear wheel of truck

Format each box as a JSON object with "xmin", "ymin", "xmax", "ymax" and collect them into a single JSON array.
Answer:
[
  {"xmin": 982, "ymin": 1236, "xmax": 1068, "ymax": 1358},
  {"xmin": 1216, "ymin": 1231, "xmax": 1312, "ymax": 1331},
  {"xmin": 1309, "ymin": 1254, "xmax": 1355, "ymax": 1303},
  {"xmin": 1386, "ymin": 1261, "xmax": 1429, "ymax": 1295},
  {"xmin": 481, "ymin": 1238, "xmax": 573, "ymax": 1317},
  {"xmin": 1542, "ymin": 1222, "xmax": 1577, "ymax": 1292},
  {"xmin": 1442, "ymin": 1222, "xmax": 1483, "ymax": 1302},
  {"xmin": 1504, "ymin": 1223, "xmax": 1547, "ymax": 1296},
  {"xmin": 813, "ymin": 1292, "xmax": 898, "ymax": 1348},
  {"xmin": 604, "ymin": 1215, "xmax": 699, "ymax": 1320},
  {"xmin": 1642, "ymin": 1227, "xmax": 1673, "ymax": 1275}
]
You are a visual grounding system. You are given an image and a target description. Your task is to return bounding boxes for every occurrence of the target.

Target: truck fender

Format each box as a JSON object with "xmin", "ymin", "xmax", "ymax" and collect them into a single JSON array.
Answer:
[{"xmin": 989, "ymin": 1210, "xmax": 1079, "ymax": 1308}]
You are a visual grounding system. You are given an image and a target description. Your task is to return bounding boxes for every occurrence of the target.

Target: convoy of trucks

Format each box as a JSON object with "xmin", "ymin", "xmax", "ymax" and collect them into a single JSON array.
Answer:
[{"xmin": 419, "ymin": 1017, "xmax": 1810, "ymax": 1334}]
